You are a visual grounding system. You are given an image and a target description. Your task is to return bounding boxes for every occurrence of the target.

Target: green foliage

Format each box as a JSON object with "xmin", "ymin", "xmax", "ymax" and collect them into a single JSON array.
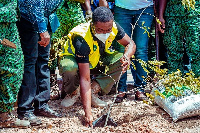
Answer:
[
  {"xmin": 49, "ymin": 0, "xmax": 86, "ymax": 71},
  {"xmin": 144, "ymin": 64, "xmax": 200, "ymax": 105},
  {"xmin": 52, "ymin": 0, "xmax": 85, "ymax": 40}
]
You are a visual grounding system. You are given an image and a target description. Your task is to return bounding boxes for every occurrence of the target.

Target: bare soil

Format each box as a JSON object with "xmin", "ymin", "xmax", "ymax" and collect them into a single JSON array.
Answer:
[{"xmin": 1, "ymin": 85, "xmax": 200, "ymax": 133}]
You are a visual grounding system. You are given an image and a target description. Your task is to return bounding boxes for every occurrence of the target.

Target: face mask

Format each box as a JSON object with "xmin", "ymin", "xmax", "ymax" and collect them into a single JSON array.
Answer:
[{"xmin": 94, "ymin": 32, "xmax": 111, "ymax": 43}]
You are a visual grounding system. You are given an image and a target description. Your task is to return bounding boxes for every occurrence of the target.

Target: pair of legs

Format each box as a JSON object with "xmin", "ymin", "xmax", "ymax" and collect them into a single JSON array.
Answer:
[
  {"xmin": 17, "ymin": 17, "xmax": 51, "ymax": 114},
  {"xmin": 114, "ymin": 5, "xmax": 154, "ymax": 98},
  {"xmin": 59, "ymin": 52, "xmax": 123, "ymax": 106},
  {"xmin": 17, "ymin": 17, "xmax": 59, "ymax": 126}
]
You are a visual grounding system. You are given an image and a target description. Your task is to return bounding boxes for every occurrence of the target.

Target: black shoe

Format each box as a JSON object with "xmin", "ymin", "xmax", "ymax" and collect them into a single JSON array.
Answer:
[
  {"xmin": 114, "ymin": 93, "xmax": 127, "ymax": 103},
  {"xmin": 18, "ymin": 112, "xmax": 42, "ymax": 126},
  {"xmin": 34, "ymin": 106, "xmax": 61, "ymax": 118}
]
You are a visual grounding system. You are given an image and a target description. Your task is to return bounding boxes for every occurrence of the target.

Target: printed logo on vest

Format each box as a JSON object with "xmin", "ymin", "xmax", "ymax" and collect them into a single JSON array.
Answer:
[{"xmin": 93, "ymin": 45, "xmax": 97, "ymax": 51}]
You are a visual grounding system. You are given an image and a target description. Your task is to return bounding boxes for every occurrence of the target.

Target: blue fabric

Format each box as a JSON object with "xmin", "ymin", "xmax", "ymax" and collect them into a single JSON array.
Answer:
[
  {"xmin": 82, "ymin": 0, "xmax": 115, "ymax": 16},
  {"xmin": 114, "ymin": 5, "xmax": 154, "ymax": 92},
  {"xmin": 91, "ymin": 0, "xmax": 115, "ymax": 10},
  {"xmin": 93, "ymin": 0, "xmax": 99, "ymax": 7},
  {"xmin": 49, "ymin": 13, "xmax": 60, "ymax": 33},
  {"xmin": 18, "ymin": 0, "xmax": 62, "ymax": 33},
  {"xmin": 117, "ymin": 71, "xmax": 127, "ymax": 92},
  {"xmin": 17, "ymin": 17, "xmax": 51, "ymax": 113},
  {"xmin": 115, "ymin": 0, "xmax": 153, "ymax": 10}
]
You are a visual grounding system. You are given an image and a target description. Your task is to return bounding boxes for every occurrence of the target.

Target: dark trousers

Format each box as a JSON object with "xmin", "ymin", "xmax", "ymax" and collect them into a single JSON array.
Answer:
[{"xmin": 17, "ymin": 17, "xmax": 51, "ymax": 114}]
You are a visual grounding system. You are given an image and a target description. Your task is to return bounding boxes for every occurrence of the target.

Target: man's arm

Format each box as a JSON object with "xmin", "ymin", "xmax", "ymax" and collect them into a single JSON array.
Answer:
[
  {"xmin": 18, "ymin": 0, "xmax": 50, "ymax": 47},
  {"xmin": 99, "ymin": 0, "xmax": 109, "ymax": 8},
  {"xmin": 32, "ymin": 1, "xmax": 50, "ymax": 47},
  {"xmin": 19, "ymin": 0, "xmax": 47, "ymax": 33},
  {"xmin": 82, "ymin": 0, "xmax": 109, "ymax": 22},
  {"xmin": 72, "ymin": 35, "xmax": 92, "ymax": 126},
  {"xmin": 81, "ymin": 0, "xmax": 93, "ymax": 22},
  {"xmin": 117, "ymin": 33, "xmax": 136, "ymax": 72},
  {"xmin": 82, "ymin": 0, "xmax": 92, "ymax": 14},
  {"xmin": 158, "ymin": 0, "xmax": 167, "ymax": 33},
  {"xmin": 78, "ymin": 63, "xmax": 93, "ymax": 127},
  {"xmin": 82, "ymin": 0, "xmax": 108, "ymax": 10}
]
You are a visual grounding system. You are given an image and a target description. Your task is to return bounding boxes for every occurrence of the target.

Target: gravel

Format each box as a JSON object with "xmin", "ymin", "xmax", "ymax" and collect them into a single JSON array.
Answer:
[{"xmin": 1, "ymin": 91, "xmax": 200, "ymax": 133}]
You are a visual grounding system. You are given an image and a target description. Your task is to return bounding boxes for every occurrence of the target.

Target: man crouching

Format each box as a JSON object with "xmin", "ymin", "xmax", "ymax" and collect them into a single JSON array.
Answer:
[{"xmin": 59, "ymin": 7, "xmax": 136, "ymax": 127}]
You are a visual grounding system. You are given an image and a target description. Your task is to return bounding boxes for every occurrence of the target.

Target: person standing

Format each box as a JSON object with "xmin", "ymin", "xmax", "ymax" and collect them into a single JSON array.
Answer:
[
  {"xmin": 158, "ymin": 0, "xmax": 200, "ymax": 77},
  {"xmin": 114, "ymin": 0, "xmax": 154, "ymax": 102},
  {"xmin": 0, "ymin": 0, "xmax": 30, "ymax": 127},
  {"xmin": 17, "ymin": 0, "xmax": 63, "ymax": 126}
]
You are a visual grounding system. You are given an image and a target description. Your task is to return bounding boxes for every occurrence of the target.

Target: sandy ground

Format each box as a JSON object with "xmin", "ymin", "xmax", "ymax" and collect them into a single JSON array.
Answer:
[
  {"xmin": 1, "ymin": 72, "xmax": 200, "ymax": 133},
  {"xmin": 1, "ymin": 90, "xmax": 200, "ymax": 132}
]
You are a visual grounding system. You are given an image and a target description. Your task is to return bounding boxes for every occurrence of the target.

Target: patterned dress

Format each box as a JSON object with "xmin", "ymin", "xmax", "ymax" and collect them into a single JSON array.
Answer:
[
  {"xmin": 163, "ymin": 0, "xmax": 200, "ymax": 77},
  {"xmin": 0, "ymin": 0, "xmax": 24, "ymax": 112}
]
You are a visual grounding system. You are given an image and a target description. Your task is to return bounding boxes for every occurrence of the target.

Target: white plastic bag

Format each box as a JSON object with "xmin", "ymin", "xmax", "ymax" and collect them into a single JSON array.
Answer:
[{"xmin": 153, "ymin": 86, "xmax": 200, "ymax": 122}]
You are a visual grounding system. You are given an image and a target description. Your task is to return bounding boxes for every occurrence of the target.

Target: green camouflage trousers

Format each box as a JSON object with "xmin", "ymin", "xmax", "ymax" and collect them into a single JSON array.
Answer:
[
  {"xmin": 0, "ymin": 23, "xmax": 24, "ymax": 113},
  {"xmin": 163, "ymin": 16, "xmax": 200, "ymax": 77},
  {"xmin": 59, "ymin": 52, "xmax": 123, "ymax": 95}
]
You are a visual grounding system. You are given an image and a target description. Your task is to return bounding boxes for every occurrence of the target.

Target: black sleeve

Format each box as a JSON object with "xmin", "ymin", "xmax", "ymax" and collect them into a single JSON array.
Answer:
[
  {"xmin": 72, "ymin": 35, "xmax": 90, "ymax": 63},
  {"xmin": 115, "ymin": 21, "xmax": 126, "ymax": 40}
]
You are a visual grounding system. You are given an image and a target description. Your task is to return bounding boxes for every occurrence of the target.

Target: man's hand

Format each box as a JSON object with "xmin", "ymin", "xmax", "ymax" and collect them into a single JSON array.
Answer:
[
  {"xmin": 157, "ymin": 17, "xmax": 165, "ymax": 34},
  {"xmin": 120, "ymin": 54, "xmax": 131, "ymax": 73},
  {"xmin": 38, "ymin": 31, "xmax": 50, "ymax": 47},
  {"xmin": 0, "ymin": 38, "xmax": 17, "ymax": 49},
  {"xmin": 85, "ymin": 10, "xmax": 92, "ymax": 22},
  {"xmin": 117, "ymin": 34, "xmax": 136, "ymax": 73},
  {"xmin": 85, "ymin": 114, "xmax": 93, "ymax": 127}
]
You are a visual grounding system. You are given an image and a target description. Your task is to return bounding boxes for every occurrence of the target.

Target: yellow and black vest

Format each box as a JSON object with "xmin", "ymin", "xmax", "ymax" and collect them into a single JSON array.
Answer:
[{"xmin": 60, "ymin": 21, "xmax": 118, "ymax": 69}]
